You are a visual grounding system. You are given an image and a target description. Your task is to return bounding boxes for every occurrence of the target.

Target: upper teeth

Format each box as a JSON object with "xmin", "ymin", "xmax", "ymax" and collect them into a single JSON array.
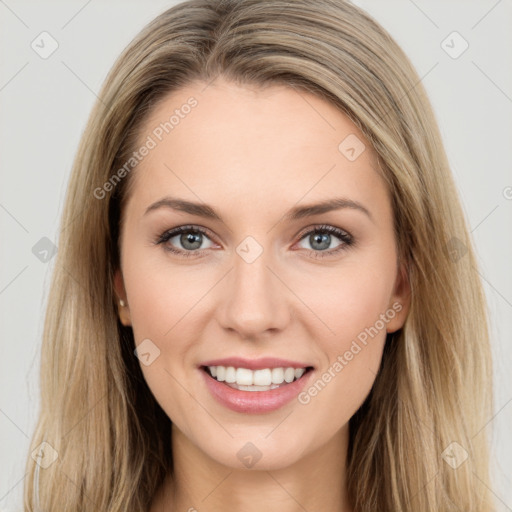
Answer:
[{"xmin": 208, "ymin": 366, "xmax": 306, "ymax": 386}]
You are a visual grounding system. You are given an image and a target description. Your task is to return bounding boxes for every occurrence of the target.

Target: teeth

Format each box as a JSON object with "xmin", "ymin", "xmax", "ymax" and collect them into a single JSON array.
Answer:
[
  {"xmin": 207, "ymin": 365, "xmax": 307, "ymax": 386},
  {"xmin": 237, "ymin": 368, "xmax": 254, "ymax": 385},
  {"xmin": 271, "ymin": 367, "xmax": 284, "ymax": 384},
  {"xmin": 225, "ymin": 366, "xmax": 236, "ymax": 383},
  {"xmin": 284, "ymin": 367, "xmax": 295, "ymax": 383},
  {"xmin": 294, "ymin": 368, "xmax": 305, "ymax": 379},
  {"xmin": 216, "ymin": 366, "xmax": 226, "ymax": 381}
]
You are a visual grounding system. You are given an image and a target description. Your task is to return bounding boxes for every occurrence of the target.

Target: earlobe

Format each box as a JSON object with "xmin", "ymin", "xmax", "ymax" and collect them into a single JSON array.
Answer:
[
  {"xmin": 386, "ymin": 261, "xmax": 411, "ymax": 333},
  {"xmin": 113, "ymin": 269, "xmax": 132, "ymax": 327}
]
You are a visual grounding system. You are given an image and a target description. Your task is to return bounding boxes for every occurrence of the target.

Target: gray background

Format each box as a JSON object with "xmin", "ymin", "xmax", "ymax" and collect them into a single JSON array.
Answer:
[{"xmin": 1, "ymin": 1, "xmax": 511, "ymax": 510}]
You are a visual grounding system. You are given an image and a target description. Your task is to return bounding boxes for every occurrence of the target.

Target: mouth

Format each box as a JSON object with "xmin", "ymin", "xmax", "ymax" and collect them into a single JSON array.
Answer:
[{"xmin": 201, "ymin": 364, "xmax": 315, "ymax": 392}]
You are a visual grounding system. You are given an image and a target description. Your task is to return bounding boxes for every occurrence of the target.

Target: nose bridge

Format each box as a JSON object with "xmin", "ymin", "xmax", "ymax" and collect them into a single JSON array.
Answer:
[{"xmin": 218, "ymin": 237, "xmax": 289, "ymax": 337}]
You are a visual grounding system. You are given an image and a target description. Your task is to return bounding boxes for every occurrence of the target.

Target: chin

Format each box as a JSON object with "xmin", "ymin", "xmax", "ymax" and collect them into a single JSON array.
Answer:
[{"xmin": 195, "ymin": 434, "xmax": 309, "ymax": 471}]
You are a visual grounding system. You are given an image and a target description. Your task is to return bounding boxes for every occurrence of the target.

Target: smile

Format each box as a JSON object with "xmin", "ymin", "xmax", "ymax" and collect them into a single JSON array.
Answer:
[{"xmin": 200, "ymin": 365, "xmax": 315, "ymax": 414}]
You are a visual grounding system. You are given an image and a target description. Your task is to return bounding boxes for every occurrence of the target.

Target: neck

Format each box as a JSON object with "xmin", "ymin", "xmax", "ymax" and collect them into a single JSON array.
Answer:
[{"xmin": 151, "ymin": 423, "xmax": 353, "ymax": 512}]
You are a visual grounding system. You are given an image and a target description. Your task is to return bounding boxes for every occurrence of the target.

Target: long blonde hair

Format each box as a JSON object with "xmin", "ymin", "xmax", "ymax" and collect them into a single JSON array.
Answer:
[{"xmin": 24, "ymin": 1, "xmax": 495, "ymax": 510}]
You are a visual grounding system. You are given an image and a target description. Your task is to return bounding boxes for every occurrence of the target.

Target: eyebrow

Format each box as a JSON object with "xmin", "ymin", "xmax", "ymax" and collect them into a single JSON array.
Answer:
[{"xmin": 144, "ymin": 196, "xmax": 373, "ymax": 223}]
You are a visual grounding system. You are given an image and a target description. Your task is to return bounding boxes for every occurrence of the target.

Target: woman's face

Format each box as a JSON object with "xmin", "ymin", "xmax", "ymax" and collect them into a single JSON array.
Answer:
[{"xmin": 114, "ymin": 78, "xmax": 410, "ymax": 470}]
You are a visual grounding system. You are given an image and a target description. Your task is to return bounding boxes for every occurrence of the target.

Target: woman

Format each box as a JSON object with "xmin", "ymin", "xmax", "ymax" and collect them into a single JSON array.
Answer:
[{"xmin": 24, "ymin": 1, "xmax": 495, "ymax": 510}]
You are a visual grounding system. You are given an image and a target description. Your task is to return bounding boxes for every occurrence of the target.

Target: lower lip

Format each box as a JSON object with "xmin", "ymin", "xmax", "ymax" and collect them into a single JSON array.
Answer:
[{"xmin": 200, "ymin": 367, "xmax": 314, "ymax": 414}]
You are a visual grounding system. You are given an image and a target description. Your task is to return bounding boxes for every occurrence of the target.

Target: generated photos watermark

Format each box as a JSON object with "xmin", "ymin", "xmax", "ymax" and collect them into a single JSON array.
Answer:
[
  {"xmin": 93, "ymin": 97, "xmax": 198, "ymax": 200},
  {"xmin": 298, "ymin": 301, "xmax": 403, "ymax": 405}
]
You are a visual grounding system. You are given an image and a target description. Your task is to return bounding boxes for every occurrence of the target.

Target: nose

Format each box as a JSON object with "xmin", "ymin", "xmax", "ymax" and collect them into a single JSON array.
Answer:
[{"xmin": 216, "ymin": 244, "xmax": 291, "ymax": 340}]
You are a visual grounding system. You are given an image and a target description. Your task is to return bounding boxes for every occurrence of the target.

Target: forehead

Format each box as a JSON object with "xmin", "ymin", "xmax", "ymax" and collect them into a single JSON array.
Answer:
[{"xmin": 125, "ymin": 78, "xmax": 390, "ymax": 222}]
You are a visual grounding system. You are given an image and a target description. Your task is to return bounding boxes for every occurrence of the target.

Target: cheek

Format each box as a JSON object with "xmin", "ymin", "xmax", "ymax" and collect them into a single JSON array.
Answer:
[
  {"xmin": 298, "ymin": 271, "xmax": 393, "ymax": 427},
  {"xmin": 303, "ymin": 262, "xmax": 395, "ymax": 344},
  {"xmin": 299, "ymin": 342, "xmax": 384, "ymax": 442},
  {"xmin": 298, "ymin": 256, "xmax": 394, "ymax": 401},
  {"xmin": 121, "ymin": 255, "xmax": 205, "ymax": 422},
  {"xmin": 122, "ymin": 244, "xmax": 212, "ymax": 340},
  {"xmin": 121, "ymin": 248, "xmax": 214, "ymax": 405}
]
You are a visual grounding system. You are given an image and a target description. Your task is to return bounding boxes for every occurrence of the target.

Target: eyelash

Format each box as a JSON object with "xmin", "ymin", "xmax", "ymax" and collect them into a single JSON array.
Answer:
[{"xmin": 154, "ymin": 224, "xmax": 354, "ymax": 259}]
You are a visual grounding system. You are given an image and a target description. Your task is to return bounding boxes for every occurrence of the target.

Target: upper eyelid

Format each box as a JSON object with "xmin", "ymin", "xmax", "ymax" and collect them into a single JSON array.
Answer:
[{"xmin": 296, "ymin": 224, "xmax": 351, "ymax": 238}]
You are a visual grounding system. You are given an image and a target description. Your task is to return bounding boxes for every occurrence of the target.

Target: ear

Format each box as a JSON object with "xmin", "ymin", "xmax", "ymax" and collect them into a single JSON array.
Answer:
[
  {"xmin": 386, "ymin": 260, "xmax": 411, "ymax": 333},
  {"xmin": 113, "ymin": 268, "xmax": 132, "ymax": 327}
]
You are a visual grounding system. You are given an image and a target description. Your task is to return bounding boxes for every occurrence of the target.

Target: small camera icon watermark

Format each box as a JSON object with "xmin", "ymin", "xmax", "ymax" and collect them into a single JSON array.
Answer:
[
  {"xmin": 32, "ymin": 237, "xmax": 58, "ymax": 263},
  {"xmin": 31, "ymin": 441, "xmax": 59, "ymax": 469},
  {"xmin": 445, "ymin": 236, "xmax": 467, "ymax": 263},
  {"xmin": 134, "ymin": 338, "xmax": 161, "ymax": 366},
  {"xmin": 236, "ymin": 236, "xmax": 263, "ymax": 264},
  {"xmin": 31, "ymin": 31, "xmax": 59, "ymax": 59},
  {"xmin": 338, "ymin": 134, "xmax": 366, "ymax": 162},
  {"xmin": 237, "ymin": 441, "xmax": 263, "ymax": 468},
  {"xmin": 441, "ymin": 31, "xmax": 469, "ymax": 59},
  {"xmin": 441, "ymin": 441, "xmax": 468, "ymax": 469}
]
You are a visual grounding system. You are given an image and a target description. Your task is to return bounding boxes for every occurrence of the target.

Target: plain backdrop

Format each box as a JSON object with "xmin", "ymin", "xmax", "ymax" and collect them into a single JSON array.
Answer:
[{"xmin": 1, "ymin": 1, "xmax": 511, "ymax": 510}]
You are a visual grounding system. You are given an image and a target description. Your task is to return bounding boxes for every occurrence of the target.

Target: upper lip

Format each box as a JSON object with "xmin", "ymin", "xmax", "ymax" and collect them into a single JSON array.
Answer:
[{"xmin": 199, "ymin": 357, "xmax": 314, "ymax": 371}]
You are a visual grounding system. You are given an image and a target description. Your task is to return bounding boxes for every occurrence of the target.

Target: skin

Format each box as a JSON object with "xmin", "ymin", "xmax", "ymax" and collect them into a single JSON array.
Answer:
[{"xmin": 113, "ymin": 77, "xmax": 411, "ymax": 512}]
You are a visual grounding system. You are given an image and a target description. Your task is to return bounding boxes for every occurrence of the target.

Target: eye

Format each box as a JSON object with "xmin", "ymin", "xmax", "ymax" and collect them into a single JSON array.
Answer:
[
  {"xmin": 155, "ymin": 225, "xmax": 215, "ymax": 257},
  {"xmin": 295, "ymin": 224, "xmax": 354, "ymax": 258},
  {"xmin": 155, "ymin": 224, "xmax": 354, "ymax": 259}
]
